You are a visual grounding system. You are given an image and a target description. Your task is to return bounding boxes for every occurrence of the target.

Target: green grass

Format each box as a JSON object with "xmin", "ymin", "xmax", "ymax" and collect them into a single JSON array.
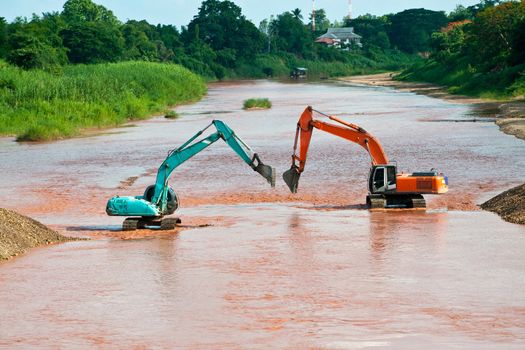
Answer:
[
  {"xmin": 398, "ymin": 60, "xmax": 525, "ymax": 99},
  {"xmin": 243, "ymin": 98, "xmax": 272, "ymax": 110},
  {"xmin": 0, "ymin": 61, "xmax": 206, "ymax": 141}
]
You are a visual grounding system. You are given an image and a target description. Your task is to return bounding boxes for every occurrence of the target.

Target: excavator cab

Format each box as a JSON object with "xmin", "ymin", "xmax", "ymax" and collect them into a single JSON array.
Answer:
[{"xmin": 369, "ymin": 165, "xmax": 397, "ymax": 194}]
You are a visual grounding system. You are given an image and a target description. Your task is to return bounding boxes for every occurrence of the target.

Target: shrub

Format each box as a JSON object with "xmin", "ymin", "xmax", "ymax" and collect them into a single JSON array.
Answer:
[{"xmin": 243, "ymin": 98, "xmax": 272, "ymax": 109}]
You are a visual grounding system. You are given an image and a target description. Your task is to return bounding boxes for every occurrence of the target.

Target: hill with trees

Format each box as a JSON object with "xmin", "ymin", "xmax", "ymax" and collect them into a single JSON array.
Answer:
[
  {"xmin": 0, "ymin": 0, "xmax": 428, "ymax": 79},
  {"xmin": 398, "ymin": 0, "xmax": 525, "ymax": 98}
]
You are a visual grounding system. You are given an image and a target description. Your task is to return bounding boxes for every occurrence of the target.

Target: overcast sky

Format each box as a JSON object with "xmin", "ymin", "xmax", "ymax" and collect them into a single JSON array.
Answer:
[{"xmin": 2, "ymin": 0, "xmax": 482, "ymax": 27}]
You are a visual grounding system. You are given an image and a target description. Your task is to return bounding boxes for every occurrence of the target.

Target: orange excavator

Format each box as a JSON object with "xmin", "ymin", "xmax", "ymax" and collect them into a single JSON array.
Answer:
[{"xmin": 283, "ymin": 106, "xmax": 448, "ymax": 208}]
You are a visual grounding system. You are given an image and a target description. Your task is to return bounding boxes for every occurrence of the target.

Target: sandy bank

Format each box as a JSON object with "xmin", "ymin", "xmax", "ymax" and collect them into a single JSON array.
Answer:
[
  {"xmin": 339, "ymin": 73, "xmax": 525, "ymax": 141},
  {"xmin": 0, "ymin": 208, "xmax": 72, "ymax": 260}
]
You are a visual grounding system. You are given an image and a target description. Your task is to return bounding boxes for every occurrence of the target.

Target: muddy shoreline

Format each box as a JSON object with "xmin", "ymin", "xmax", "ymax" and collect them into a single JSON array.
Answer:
[{"xmin": 338, "ymin": 73, "xmax": 525, "ymax": 141}]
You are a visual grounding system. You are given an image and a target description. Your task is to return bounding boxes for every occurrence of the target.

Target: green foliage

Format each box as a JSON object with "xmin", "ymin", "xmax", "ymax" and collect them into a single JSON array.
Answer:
[
  {"xmin": 7, "ymin": 17, "xmax": 68, "ymax": 69},
  {"xmin": 62, "ymin": 0, "xmax": 119, "ymax": 25},
  {"xmin": 122, "ymin": 20, "xmax": 160, "ymax": 61},
  {"xmin": 401, "ymin": 1, "xmax": 525, "ymax": 98},
  {"xmin": 347, "ymin": 15, "xmax": 391, "ymax": 50},
  {"xmin": 61, "ymin": 21, "xmax": 124, "ymax": 64},
  {"xmin": 429, "ymin": 22, "xmax": 468, "ymax": 64},
  {"xmin": 185, "ymin": 0, "xmax": 264, "ymax": 60},
  {"xmin": 388, "ymin": 9, "xmax": 448, "ymax": 53},
  {"xmin": 467, "ymin": 2, "xmax": 525, "ymax": 71},
  {"xmin": 449, "ymin": 5, "xmax": 474, "ymax": 21},
  {"xmin": 270, "ymin": 12, "xmax": 314, "ymax": 57},
  {"xmin": 243, "ymin": 98, "xmax": 272, "ymax": 109},
  {"xmin": 164, "ymin": 110, "xmax": 179, "ymax": 119},
  {"xmin": 0, "ymin": 62, "xmax": 206, "ymax": 141},
  {"xmin": 0, "ymin": 18, "xmax": 8, "ymax": 58},
  {"xmin": 308, "ymin": 9, "xmax": 331, "ymax": 32}
]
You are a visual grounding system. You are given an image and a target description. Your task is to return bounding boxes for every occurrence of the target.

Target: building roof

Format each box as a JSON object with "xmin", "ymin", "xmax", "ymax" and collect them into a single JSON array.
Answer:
[
  {"xmin": 316, "ymin": 27, "xmax": 362, "ymax": 41},
  {"xmin": 315, "ymin": 37, "xmax": 339, "ymax": 45}
]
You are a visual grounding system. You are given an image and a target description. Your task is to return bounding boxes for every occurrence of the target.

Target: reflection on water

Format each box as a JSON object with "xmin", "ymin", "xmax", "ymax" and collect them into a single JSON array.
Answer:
[{"xmin": 0, "ymin": 80, "xmax": 525, "ymax": 348}]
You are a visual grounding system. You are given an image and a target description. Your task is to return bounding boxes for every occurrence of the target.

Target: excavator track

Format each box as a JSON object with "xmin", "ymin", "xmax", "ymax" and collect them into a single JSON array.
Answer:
[
  {"xmin": 367, "ymin": 195, "xmax": 386, "ymax": 209},
  {"xmin": 367, "ymin": 194, "xmax": 427, "ymax": 209},
  {"xmin": 410, "ymin": 195, "xmax": 426, "ymax": 208},
  {"xmin": 160, "ymin": 217, "xmax": 182, "ymax": 230},
  {"xmin": 121, "ymin": 217, "xmax": 181, "ymax": 231},
  {"xmin": 122, "ymin": 218, "xmax": 140, "ymax": 231}
]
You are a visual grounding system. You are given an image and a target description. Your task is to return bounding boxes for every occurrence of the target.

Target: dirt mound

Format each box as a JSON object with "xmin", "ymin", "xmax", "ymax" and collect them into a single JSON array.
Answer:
[
  {"xmin": 0, "ymin": 208, "xmax": 70, "ymax": 260},
  {"xmin": 481, "ymin": 184, "xmax": 525, "ymax": 225}
]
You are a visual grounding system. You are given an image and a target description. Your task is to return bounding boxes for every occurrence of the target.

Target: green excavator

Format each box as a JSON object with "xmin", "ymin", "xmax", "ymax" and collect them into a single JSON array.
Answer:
[{"xmin": 106, "ymin": 120, "xmax": 275, "ymax": 230}]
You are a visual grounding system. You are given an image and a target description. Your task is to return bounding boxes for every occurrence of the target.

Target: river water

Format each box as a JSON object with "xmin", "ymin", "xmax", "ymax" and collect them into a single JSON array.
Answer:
[{"xmin": 1, "ymin": 80, "xmax": 525, "ymax": 349}]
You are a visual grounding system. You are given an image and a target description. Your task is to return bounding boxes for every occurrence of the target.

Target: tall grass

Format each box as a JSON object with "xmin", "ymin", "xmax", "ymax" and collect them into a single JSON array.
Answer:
[
  {"xmin": 398, "ymin": 60, "xmax": 525, "ymax": 99},
  {"xmin": 0, "ymin": 61, "xmax": 206, "ymax": 141}
]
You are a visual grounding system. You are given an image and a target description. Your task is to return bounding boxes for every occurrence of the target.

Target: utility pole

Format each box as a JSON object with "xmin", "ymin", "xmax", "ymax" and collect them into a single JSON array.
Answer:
[
  {"xmin": 348, "ymin": 0, "xmax": 353, "ymax": 20},
  {"xmin": 312, "ymin": 0, "xmax": 316, "ymax": 31}
]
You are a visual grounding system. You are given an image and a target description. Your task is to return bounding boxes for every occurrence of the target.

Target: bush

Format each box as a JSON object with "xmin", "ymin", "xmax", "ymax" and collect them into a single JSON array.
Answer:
[
  {"xmin": 164, "ymin": 110, "xmax": 179, "ymax": 119},
  {"xmin": 243, "ymin": 98, "xmax": 272, "ymax": 109}
]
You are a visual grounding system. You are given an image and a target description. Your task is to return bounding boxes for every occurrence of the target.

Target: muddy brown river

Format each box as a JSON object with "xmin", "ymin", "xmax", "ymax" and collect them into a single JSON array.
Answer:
[{"xmin": 1, "ymin": 80, "xmax": 525, "ymax": 348}]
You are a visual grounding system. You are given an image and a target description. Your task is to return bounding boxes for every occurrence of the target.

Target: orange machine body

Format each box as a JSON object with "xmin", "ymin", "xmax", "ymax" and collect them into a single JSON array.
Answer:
[
  {"xmin": 395, "ymin": 173, "xmax": 448, "ymax": 194},
  {"xmin": 284, "ymin": 106, "xmax": 448, "ymax": 207}
]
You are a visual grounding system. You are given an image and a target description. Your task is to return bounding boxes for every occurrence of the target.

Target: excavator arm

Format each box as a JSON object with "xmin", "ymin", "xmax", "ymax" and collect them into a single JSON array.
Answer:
[
  {"xmin": 106, "ymin": 120, "xmax": 275, "ymax": 223},
  {"xmin": 152, "ymin": 120, "xmax": 275, "ymax": 212},
  {"xmin": 283, "ymin": 106, "xmax": 389, "ymax": 193}
]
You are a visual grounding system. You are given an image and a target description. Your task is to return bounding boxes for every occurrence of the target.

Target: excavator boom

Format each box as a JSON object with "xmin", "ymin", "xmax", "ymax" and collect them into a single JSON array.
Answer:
[
  {"xmin": 284, "ymin": 106, "xmax": 388, "ymax": 193},
  {"xmin": 283, "ymin": 106, "xmax": 448, "ymax": 208},
  {"xmin": 106, "ymin": 120, "xmax": 275, "ymax": 230}
]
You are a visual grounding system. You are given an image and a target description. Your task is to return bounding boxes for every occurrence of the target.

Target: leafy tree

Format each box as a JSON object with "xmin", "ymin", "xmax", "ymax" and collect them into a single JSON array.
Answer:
[
  {"xmin": 7, "ymin": 16, "xmax": 68, "ymax": 69},
  {"xmin": 449, "ymin": 5, "xmax": 474, "ymax": 21},
  {"xmin": 61, "ymin": 22, "xmax": 124, "ymax": 63},
  {"xmin": 0, "ymin": 17, "xmax": 8, "ymax": 58},
  {"xmin": 467, "ymin": 1, "xmax": 525, "ymax": 70},
  {"xmin": 292, "ymin": 8, "xmax": 303, "ymax": 20},
  {"xmin": 429, "ymin": 22, "xmax": 469, "ymax": 64},
  {"xmin": 185, "ymin": 0, "xmax": 264, "ymax": 60},
  {"xmin": 62, "ymin": 0, "xmax": 119, "ymax": 25},
  {"xmin": 270, "ymin": 11, "xmax": 313, "ymax": 57},
  {"xmin": 309, "ymin": 8, "xmax": 330, "ymax": 33},
  {"xmin": 122, "ymin": 20, "xmax": 159, "ymax": 61},
  {"xmin": 510, "ymin": 12, "xmax": 525, "ymax": 65},
  {"xmin": 156, "ymin": 24, "xmax": 184, "ymax": 58},
  {"xmin": 466, "ymin": 0, "xmax": 503, "ymax": 17},
  {"xmin": 347, "ymin": 14, "xmax": 391, "ymax": 49},
  {"xmin": 387, "ymin": 8, "xmax": 448, "ymax": 53}
]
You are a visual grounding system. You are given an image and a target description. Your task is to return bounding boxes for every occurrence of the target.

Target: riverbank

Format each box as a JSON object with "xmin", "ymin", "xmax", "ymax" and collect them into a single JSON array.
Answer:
[
  {"xmin": 0, "ymin": 61, "xmax": 206, "ymax": 142},
  {"xmin": 339, "ymin": 73, "xmax": 525, "ymax": 141},
  {"xmin": 0, "ymin": 208, "xmax": 73, "ymax": 260}
]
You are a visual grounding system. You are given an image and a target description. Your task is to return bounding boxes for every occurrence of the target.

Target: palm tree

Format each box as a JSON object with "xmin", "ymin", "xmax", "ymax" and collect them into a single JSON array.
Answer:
[{"xmin": 292, "ymin": 8, "xmax": 303, "ymax": 20}]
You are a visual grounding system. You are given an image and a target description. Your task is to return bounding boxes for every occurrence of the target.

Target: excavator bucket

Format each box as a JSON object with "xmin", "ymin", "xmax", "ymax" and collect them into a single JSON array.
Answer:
[
  {"xmin": 283, "ymin": 167, "xmax": 301, "ymax": 193},
  {"xmin": 254, "ymin": 162, "xmax": 276, "ymax": 188}
]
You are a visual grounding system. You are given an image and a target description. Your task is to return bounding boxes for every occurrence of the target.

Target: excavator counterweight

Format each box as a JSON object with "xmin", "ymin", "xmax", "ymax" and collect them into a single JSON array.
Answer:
[{"xmin": 284, "ymin": 106, "xmax": 448, "ymax": 209}]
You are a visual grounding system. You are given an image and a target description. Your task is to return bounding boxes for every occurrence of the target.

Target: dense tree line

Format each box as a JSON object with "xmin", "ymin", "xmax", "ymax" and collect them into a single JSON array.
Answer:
[
  {"xmin": 400, "ymin": 0, "xmax": 525, "ymax": 97},
  {"xmin": 430, "ymin": 0, "xmax": 525, "ymax": 71},
  {"xmin": 4, "ymin": 0, "xmax": 520, "ymax": 81}
]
